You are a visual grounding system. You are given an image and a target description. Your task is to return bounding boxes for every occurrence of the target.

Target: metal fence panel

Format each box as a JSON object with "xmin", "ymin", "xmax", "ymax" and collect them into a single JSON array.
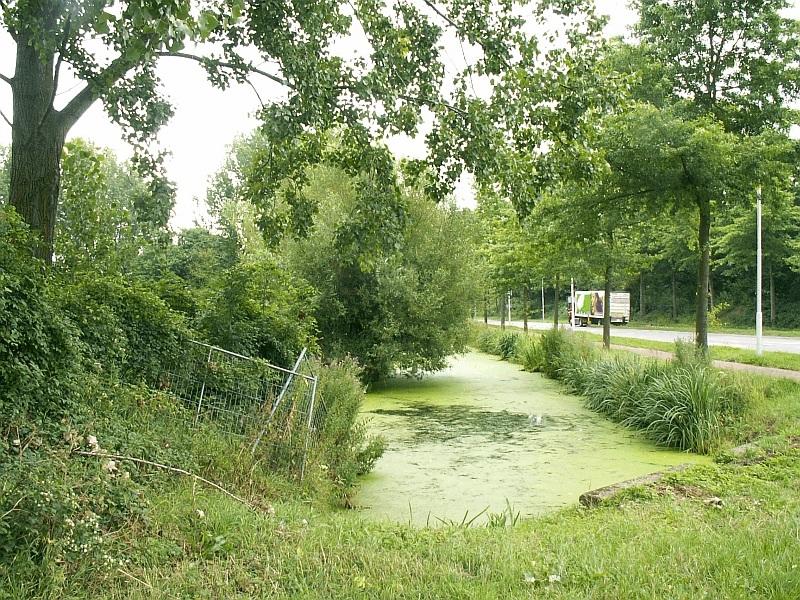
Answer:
[{"xmin": 160, "ymin": 340, "xmax": 321, "ymax": 479}]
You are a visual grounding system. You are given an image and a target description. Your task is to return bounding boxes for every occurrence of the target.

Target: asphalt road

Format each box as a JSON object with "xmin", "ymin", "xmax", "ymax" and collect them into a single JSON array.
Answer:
[{"xmin": 485, "ymin": 319, "xmax": 800, "ymax": 354}]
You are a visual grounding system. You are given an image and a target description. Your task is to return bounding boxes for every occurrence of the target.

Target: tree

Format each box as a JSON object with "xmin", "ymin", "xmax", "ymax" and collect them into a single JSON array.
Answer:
[
  {"xmin": 601, "ymin": 104, "xmax": 794, "ymax": 348},
  {"xmin": 55, "ymin": 139, "xmax": 174, "ymax": 273},
  {"xmin": 474, "ymin": 190, "xmax": 531, "ymax": 329},
  {"xmin": 285, "ymin": 165, "xmax": 478, "ymax": 383},
  {"xmin": 0, "ymin": 0, "xmax": 462, "ymax": 260},
  {"xmin": 648, "ymin": 210, "xmax": 698, "ymax": 321},
  {"xmin": 0, "ymin": 145, "xmax": 9, "ymax": 203},
  {"xmin": 633, "ymin": 0, "xmax": 800, "ymax": 348},
  {"xmin": 635, "ymin": 0, "xmax": 800, "ymax": 134},
  {"xmin": 715, "ymin": 190, "xmax": 800, "ymax": 326}
]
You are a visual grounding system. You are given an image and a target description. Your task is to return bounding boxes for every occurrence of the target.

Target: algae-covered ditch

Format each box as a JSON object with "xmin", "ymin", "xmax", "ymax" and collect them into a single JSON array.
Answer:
[{"xmin": 356, "ymin": 352, "xmax": 706, "ymax": 524}]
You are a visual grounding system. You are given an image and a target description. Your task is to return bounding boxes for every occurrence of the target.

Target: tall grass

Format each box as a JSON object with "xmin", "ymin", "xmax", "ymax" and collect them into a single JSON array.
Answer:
[
  {"xmin": 555, "ymin": 332, "xmax": 743, "ymax": 453},
  {"xmin": 474, "ymin": 326, "xmax": 745, "ymax": 454},
  {"xmin": 473, "ymin": 326, "xmax": 520, "ymax": 361}
]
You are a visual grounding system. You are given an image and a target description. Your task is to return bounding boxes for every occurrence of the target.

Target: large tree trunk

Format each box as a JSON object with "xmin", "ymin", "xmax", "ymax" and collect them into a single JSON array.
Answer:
[
  {"xmin": 695, "ymin": 197, "xmax": 711, "ymax": 352},
  {"xmin": 709, "ymin": 272, "xmax": 715, "ymax": 311},
  {"xmin": 9, "ymin": 33, "xmax": 65, "ymax": 262},
  {"xmin": 639, "ymin": 272, "xmax": 645, "ymax": 318},
  {"xmin": 769, "ymin": 262, "xmax": 775, "ymax": 327},
  {"xmin": 671, "ymin": 269, "xmax": 677, "ymax": 321},
  {"xmin": 552, "ymin": 274, "xmax": 559, "ymax": 328},
  {"xmin": 603, "ymin": 265, "xmax": 612, "ymax": 349},
  {"xmin": 522, "ymin": 285, "xmax": 529, "ymax": 333}
]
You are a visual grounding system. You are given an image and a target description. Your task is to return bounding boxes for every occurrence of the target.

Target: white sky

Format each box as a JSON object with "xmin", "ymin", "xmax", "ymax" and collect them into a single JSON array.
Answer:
[{"xmin": 0, "ymin": 2, "xmax": 791, "ymax": 229}]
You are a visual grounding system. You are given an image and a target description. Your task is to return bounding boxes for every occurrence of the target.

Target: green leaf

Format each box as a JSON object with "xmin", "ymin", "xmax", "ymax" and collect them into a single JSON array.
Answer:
[
  {"xmin": 94, "ymin": 11, "xmax": 114, "ymax": 35},
  {"xmin": 198, "ymin": 11, "xmax": 219, "ymax": 38}
]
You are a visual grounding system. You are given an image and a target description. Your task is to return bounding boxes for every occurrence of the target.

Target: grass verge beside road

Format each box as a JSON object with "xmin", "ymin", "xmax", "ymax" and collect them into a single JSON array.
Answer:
[
  {"xmin": 481, "ymin": 323, "xmax": 800, "ymax": 372},
  {"xmin": 594, "ymin": 333, "xmax": 800, "ymax": 373}
]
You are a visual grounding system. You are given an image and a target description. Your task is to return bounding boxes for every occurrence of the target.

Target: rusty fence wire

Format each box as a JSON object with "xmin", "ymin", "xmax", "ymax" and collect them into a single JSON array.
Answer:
[{"xmin": 160, "ymin": 340, "xmax": 322, "ymax": 479}]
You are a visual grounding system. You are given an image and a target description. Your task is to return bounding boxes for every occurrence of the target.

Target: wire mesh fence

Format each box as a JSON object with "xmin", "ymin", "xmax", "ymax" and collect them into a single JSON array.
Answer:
[{"xmin": 159, "ymin": 340, "xmax": 321, "ymax": 479}]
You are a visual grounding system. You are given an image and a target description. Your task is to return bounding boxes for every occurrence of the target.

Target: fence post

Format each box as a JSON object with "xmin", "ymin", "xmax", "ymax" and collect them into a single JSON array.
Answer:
[
  {"xmin": 251, "ymin": 347, "xmax": 307, "ymax": 454},
  {"xmin": 194, "ymin": 345, "xmax": 213, "ymax": 427},
  {"xmin": 299, "ymin": 375, "xmax": 319, "ymax": 480}
]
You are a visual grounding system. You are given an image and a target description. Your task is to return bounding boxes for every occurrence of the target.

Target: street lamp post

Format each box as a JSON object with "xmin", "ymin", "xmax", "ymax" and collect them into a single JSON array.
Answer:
[
  {"xmin": 756, "ymin": 186, "xmax": 763, "ymax": 356},
  {"xmin": 541, "ymin": 278, "xmax": 545, "ymax": 321},
  {"xmin": 570, "ymin": 278, "xmax": 575, "ymax": 330}
]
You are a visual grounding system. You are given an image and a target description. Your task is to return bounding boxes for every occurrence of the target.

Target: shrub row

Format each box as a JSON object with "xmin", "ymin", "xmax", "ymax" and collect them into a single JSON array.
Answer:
[{"xmin": 472, "ymin": 325, "xmax": 745, "ymax": 453}]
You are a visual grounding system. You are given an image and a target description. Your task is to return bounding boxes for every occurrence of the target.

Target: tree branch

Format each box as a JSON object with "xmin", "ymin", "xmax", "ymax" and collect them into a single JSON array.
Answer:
[
  {"xmin": 420, "ymin": 0, "xmax": 459, "ymax": 30},
  {"xmin": 39, "ymin": 17, "xmax": 71, "ymax": 130},
  {"xmin": 57, "ymin": 52, "xmax": 139, "ymax": 132},
  {"xmin": 154, "ymin": 51, "xmax": 291, "ymax": 88},
  {"xmin": 74, "ymin": 451, "xmax": 259, "ymax": 512},
  {"xmin": 0, "ymin": 73, "xmax": 11, "ymax": 87},
  {"xmin": 0, "ymin": 108, "xmax": 11, "ymax": 127}
]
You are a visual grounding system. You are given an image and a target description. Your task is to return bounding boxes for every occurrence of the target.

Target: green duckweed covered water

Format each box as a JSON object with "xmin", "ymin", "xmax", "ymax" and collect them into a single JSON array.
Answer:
[{"xmin": 356, "ymin": 352, "xmax": 707, "ymax": 525}]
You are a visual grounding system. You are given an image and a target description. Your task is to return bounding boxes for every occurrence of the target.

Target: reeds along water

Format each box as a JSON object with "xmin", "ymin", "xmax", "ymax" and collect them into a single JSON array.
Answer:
[{"xmin": 475, "ymin": 326, "xmax": 744, "ymax": 454}]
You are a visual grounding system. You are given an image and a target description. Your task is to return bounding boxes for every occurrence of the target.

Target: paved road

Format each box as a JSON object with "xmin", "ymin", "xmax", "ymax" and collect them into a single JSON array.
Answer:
[{"xmin": 485, "ymin": 319, "xmax": 800, "ymax": 354}]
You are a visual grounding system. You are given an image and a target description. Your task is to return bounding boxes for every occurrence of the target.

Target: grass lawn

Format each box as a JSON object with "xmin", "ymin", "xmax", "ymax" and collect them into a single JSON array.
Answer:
[{"xmin": 603, "ymin": 334, "xmax": 800, "ymax": 372}]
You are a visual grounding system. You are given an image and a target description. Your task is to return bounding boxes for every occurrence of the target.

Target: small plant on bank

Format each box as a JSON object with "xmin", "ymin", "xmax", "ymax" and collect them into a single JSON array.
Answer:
[
  {"xmin": 475, "ymin": 327, "xmax": 502, "ymax": 355},
  {"xmin": 497, "ymin": 332, "xmax": 520, "ymax": 360}
]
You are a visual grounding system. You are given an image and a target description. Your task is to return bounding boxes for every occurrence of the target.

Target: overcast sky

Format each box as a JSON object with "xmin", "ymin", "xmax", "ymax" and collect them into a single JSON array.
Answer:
[{"xmin": 0, "ymin": 3, "xmax": 791, "ymax": 229}]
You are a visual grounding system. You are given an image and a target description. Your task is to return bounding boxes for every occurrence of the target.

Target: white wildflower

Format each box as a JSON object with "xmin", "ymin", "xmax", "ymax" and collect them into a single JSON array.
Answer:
[
  {"xmin": 548, "ymin": 574, "xmax": 561, "ymax": 584},
  {"xmin": 195, "ymin": 509, "xmax": 205, "ymax": 519}
]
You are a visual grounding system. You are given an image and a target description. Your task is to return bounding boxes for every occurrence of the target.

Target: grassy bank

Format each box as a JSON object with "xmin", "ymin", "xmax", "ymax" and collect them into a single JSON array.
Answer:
[
  {"xmin": 4, "ymin": 327, "xmax": 799, "ymax": 598},
  {"xmin": 479, "ymin": 321, "xmax": 800, "ymax": 373},
  {"xmin": 8, "ymin": 421, "xmax": 799, "ymax": 598}
]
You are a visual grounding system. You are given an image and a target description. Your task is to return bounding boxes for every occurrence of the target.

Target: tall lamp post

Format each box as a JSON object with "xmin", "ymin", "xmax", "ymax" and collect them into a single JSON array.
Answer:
[
  {"xmin": 570, "ymin": 278, "xmax": 576, "ymax": 330},
  {"xmin": 756, "ymin": 186, "xmax": 763, "ymax": 357},
  {"xmin": 541, "ymin": 278, "xmax": 545, "ymax": 321}
]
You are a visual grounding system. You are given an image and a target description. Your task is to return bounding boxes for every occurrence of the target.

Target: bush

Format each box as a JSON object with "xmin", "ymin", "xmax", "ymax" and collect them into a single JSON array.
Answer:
[
  {"xmin": 532, "ymin": 330, "xmax": 738, "ymax": 454},
  {"xmin": 0, "ymin": 377, "xmax": 276, "ymax": 594},
  {"xmin": 475, "ymin": 327, "xmax": 502, "ymax": 355},
  {"xmin": 313, "ymin": 357, "xmax": 385, "ymax": 493},
  {"xmin": 534, "ymin": 328, "xmax": 598, "ymax": 379},
  {"xmin": 497, "ymin": 331, "xmax": 520, "ymax": 360},
  {"xmin": 515, "ymin": 335, "xmax": 539, "ymax": 371},
  {"xmin": 58, "ymin": 275, "xmax": 192, "ymax": 384},
  {"xmin": 198, "ymin": 256, "xmax": 318, "ymax": 368},
  {"xmin": 0, "ymin": 207, "xmax": 82, "ymax": 423}
]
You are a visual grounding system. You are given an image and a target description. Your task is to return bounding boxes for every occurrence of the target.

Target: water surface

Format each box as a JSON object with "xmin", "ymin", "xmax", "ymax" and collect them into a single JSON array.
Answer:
[{"xmin": 356, "ymin": 352, "xmax": 706, "ymax": 525}]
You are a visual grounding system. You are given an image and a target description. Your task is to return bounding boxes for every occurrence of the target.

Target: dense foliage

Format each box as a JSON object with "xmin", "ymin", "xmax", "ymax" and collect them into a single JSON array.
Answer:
[
  {"xmin": 285, "ymin": 169, "xmax": 478, "ymax": 382},
  {"xmin": 0, "ymin": 207, "xmax": 80, "ymax": 422}
]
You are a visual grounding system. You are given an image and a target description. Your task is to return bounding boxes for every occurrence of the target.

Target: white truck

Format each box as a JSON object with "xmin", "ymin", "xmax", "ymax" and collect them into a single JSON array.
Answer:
[{"xmin": 568, "ymin": 290, "xmax": 631, "ymax": 326}]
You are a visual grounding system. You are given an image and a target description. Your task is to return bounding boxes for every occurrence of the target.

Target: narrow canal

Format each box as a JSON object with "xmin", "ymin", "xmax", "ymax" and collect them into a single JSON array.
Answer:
[{"xmin": 356, "ymin": 352, "xmax": 706, "ymax": 525}]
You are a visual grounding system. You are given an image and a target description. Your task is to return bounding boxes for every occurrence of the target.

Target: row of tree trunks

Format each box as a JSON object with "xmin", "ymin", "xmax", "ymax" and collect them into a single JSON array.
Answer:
[
  {"xmin": 639, "ymin": 272, "xmax": 645, "ymax": 318},
  {"xmin": 552, "ymin": 274, "xmax": 560, "ymax": 328},
  {"xmin": 695, "ymin": 196, "xmax": 711, "ymax": 352}
]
